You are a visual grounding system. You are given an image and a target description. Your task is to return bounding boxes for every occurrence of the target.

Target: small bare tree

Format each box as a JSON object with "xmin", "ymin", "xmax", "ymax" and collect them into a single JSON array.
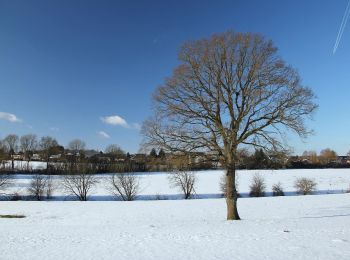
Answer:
[
  {"xmin": 20, "ymin": 134, "xmax": 38, "ymax": 169},
  {"xmin": 3, "ymin": 134, "xmax": 19, "ymax": 170},
  {"xmin": 39, "ymin": 136, "xmax": 59, "ymax": 170},
  {"xmin": 62, "ymin": 164, "xmax": 98, "ymax": 201},
  {"xmin": 46, "ymin": 175, "xmax": 55, "ymax": 199},
  {"xmin": 249, "ymin": 173, "xmax": 266, "ymax": 197},
  {"xmin": 105, "ymin": 144, "xmax": 125, "ymax": 156},
  {"xmin": 68, "ymin": 139, "xmax": 86, "ymax": 153},
  {"xmin": 28, "ymin": 174, "xmax": 47, "ymax": 201},
  {"xmin": 110, "ymin": 173, "xmax": 140, "ymax": 201},
  {"xmin": 168, "ymin": 169, "xmax": 196, "ymax": 199},
  {"xmin": 0, "ymin": 173, "xmax": 12, "ymax": 194},
  {"xmin": 272, "ymin": 182, "xmax": 284, "ymax": 196},
  {"xmin": 294, "ymin": 177, "xmax": 317, "ymax": 195}
]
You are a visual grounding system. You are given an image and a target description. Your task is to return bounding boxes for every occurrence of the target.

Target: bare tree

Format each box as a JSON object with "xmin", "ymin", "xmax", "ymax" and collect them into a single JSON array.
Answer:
[
  {"xmin": 20, "ymin": 134, "xmax": 38, "ymax": 169},
  {"xmin": 3, "ymin": 134, "xmax": 19, "ymax": 170},
  {"xmin": 39, "ymin": 136, "xmax": 59, "ymax": 169},
  {"xmin": 319, "ymin": 148, "xmax": 337, "ymax": 164},
  {"xmin": 45, "ymin": 175, "xmax": 55, "ymax": 199},
  {"xmin": 142, "ymin": 31, "xmax": 317, "ymax": 220},
  {"xmin": 27, "ymin": 174, "xmax": 47, "ymax": 201},
  {"xmin": 272, "ymin": 182, "xmax": 284, "ymax": 196},
  {"xmin": 249, "ymin": 173, "xmax": 266, "ymax": 197},
  {"xmin": 62, "ymin": 164, "xmax": 98, "ymax": 201},
  {"xmin": 110, "ymin": 172, "xmax": 140, "ymax": 201},
  {"xmin": 302, "ymin": 150, "xmax": 318, "ymax": 164},
  {"xmin": 0, "ymin": 140, "xmax": 7, "ymax": 170},
  {"xmin": 68, "ymin": 139, "xmax": 86, "ymax": 153},
  {"xmin": 105, "ymin": 144, "xmax": 125, "ymax": 156},
  {"xmin": 294, "ymin": 177, "xmax": 317, "ymax": 195},
  {"xmin": 0, "ymin": 173, "xmax": 12, "ymax": 194},
  {"xmin": 168, "ymin": 169, "xmax": 196, "ymax": 199}
]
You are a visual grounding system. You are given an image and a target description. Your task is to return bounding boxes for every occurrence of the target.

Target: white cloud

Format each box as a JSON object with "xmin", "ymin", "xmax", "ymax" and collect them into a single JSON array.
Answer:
[
  {"xmin": 0, "ymin": 112, "xmax": 21, "ymax": 123},
  {"xmin": 100, "ymin": 115, "xmax": 140, "ymax": 131},
  {"xmin": 101, "ymin": 115, "xmax": 129, "ymax": 128},
  {"xmin": 98, "ymin": 131, "xmax": 110, "ymax": 139}
]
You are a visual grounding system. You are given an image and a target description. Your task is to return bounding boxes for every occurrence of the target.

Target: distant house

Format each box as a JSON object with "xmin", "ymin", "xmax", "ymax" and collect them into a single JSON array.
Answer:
[
  {"xmin": 11, "ymin": 154, "xmax": 24, "ymax": 160},
  {"xmin": 32, "ymin": 154, "xmax": 41, "ymax": 161},
  {"xmin": 49, "ymin": 154, "xmax": 61, "ymax": 160}
]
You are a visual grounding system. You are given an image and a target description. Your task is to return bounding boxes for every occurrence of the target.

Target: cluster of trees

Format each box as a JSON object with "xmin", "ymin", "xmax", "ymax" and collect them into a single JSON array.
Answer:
[
  {"xmin": 236, "ymin": 148, "xmax": 349, "ymax": 169},
  {"xmin": 0, "ymin": 134, "xmax": 145, "ymax": 173},
  {"xmin": 291, "ymin": 148, "xmax": 349, "ymax": 168},
  {"xmin": 236, "ymin": 149, "xmax": 288, "ymax": 169},
  {"xmin": 0, "ymin": 134, "xmax": 61, "ymax": 169}
]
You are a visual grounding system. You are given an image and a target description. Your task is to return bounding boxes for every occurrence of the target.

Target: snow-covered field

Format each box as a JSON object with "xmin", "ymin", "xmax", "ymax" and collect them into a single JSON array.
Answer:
[
  {"xmin": 1, "ymin": 195, "xmax": 350, "ymax": 260},
  {"xmin": 1, "ymin": 169, "xmax": 350, "ymax": 259},
  {"xmin": 4, "ymin": 168, "xmax": 350, "ymax": 200}
]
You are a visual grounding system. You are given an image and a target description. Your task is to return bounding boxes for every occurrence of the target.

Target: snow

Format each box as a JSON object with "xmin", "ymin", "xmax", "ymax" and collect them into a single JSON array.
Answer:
[
  {"xmin": 4, "ymin": 168, "xmax": 350, "ymax": 200},
  {"xmin": 3, "ymin": 160, "xmax": 47, "ymax": 170},
  {"xmin": 1, "ymin": 195, "xmax": 350, "ymax": 259},
  {"xmin": 1, "ymin": 169, "xmax": 350, "ymax": 259}
]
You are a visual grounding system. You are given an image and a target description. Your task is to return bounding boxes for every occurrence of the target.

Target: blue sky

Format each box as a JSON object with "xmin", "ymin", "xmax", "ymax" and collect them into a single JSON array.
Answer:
[{"xmin": 0, "ymin": 0, "xmax": 349, "ymax": 154}]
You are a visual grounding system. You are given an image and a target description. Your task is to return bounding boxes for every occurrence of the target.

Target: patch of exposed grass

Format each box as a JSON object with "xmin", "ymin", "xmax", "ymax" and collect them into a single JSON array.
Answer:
[{"xmin": 0, "ymin": 215, "xmax": 26, "ymax": 219}]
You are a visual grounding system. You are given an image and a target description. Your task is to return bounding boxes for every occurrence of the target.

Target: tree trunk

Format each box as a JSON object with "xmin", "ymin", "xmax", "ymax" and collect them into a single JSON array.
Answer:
[
  {"xmin": 226, "ymin": 164, "xmax": 240, "ymax": 220},
  {"xmin": 46, "ymin": 156, "xmax": 49, "ymax": 174}
]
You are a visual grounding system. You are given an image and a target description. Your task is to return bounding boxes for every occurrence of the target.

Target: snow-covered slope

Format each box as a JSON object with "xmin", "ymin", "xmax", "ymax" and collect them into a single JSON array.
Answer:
[{"xmin": 1, "ymin": 194, "xmax": 350, "ymax": 260}]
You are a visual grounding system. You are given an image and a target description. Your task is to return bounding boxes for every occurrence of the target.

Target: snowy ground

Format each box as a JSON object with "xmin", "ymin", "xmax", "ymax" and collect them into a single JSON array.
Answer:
[
  {"xmin": 1, "ymin": 194, "xmax": 350, "ymax": 260},
  {"xmin": 3, "ymin": 168, "xmax": 350, "ymax": 200},
  {"xmin": 1, "ymin": 169, "xmax": 350, "ymax": 259}
]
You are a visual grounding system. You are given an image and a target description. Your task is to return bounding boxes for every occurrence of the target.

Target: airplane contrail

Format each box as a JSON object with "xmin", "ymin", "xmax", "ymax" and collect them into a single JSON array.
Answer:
[{"xmin": 333, "ymin": 0, "xmax": 350, "ymax": 54}]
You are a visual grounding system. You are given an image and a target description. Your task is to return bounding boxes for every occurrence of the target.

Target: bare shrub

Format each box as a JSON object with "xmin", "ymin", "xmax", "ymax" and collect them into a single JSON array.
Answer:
[
  {"xmin": 28, "ymin": 174, "xmax": 48, "ymax": 200},
  {"xmin": 346, "ymin": 184, "xmax": 350, "ymax": 193},
  {"xmin": 10, "ymin": 192, "xmax": 22, "ymax": 201},
  {"xmin": 110, "ymin": 172, "xmax": 140, "ymax": 201},
  {"xmin": 45, "ymin": 175, "xmax": 55, "ymax": 199},
  {"xmin": 27, "ymin": 174, "xmax": 55, "ymax": 200},
  {"xmin": 0, "ymin": 173, "xmax": 11, "ymax": 193},
  {"xmin": 272, "ymin": 182, "xmax": 284, "ymax": 196},
  {"xmin": 63, "ymin": 164, "xmax": 98, "ymax": 201},
  {"xmin": 168, "ymin": 170, "xmax": 196, "ymax": 199},
  {"xmin": 249, "ymin": 173, "xmax": 266, "ymax": 197},
  {"xmin": 294, "ymin": 177, "xmax": 317, "ymax": 195},
  {"xmin": 155, "ymin": 193, "xmax": 166, "ymax": 200}
]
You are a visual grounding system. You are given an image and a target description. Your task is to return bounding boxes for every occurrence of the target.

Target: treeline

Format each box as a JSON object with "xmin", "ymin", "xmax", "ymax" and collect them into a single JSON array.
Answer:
[
  {"xmin": 236, "ymin": 148, "xmax": 350, "ymax": 169},
  {"xmin": 1, "ymin": 133, "xmax": 349, "ymax": 174},
  {"xmin": 0, "ymin": 134, "xmax": 147, "ymax": 174}
]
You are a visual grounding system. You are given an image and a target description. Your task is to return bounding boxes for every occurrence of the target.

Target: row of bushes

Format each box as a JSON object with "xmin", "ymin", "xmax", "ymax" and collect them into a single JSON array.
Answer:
[
  {"xmin": 1, "ymin": 171, "xmax": 345, "ymax": 202},
  {"xmin": 0, "ymin": 172, "xmax": 141, "ymax": 202},
  {"xmin": 0, "ymin": 169, "xmax": 196, "ymax": 201},
  {"xmin": 248, "ymin": 174, "xmax": 318, "ymax": 197},
  {"xmin": 220, "ymin": 174, "xmax": 320, "ymax": 198}
]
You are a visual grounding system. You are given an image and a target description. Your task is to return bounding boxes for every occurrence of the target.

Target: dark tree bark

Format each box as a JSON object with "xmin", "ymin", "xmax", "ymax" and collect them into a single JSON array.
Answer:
[{"xmin": 226, "ymin": 164, "xmax": 240, "ymax": 220}]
